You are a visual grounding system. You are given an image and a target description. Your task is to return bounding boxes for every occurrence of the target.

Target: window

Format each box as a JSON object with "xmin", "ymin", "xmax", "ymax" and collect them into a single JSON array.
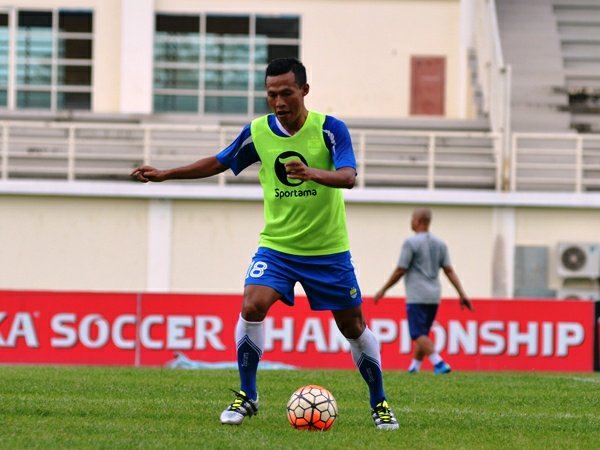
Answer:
[
  {"xmin": 0, "ymin": 14, "xmax": 9, "ymax": 106},
  {"xmin": 153, "ymin": 13, "xmax": 300, "ymax": 115},
  {"xmin": 4, "ymin": 9, "xmax": 94, "ymax": 111}
]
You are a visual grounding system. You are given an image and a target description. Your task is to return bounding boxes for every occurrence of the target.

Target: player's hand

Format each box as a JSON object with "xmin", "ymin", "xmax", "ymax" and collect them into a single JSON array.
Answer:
[
  {"xmin": 130, "ymin": 165, "xmax": 165, "ymax": 183},
  {"xmin": 460, "ymin": 296, "xmax": 474, "ymax": 312},
  {"xmin": 285, "ymin": 160, "xmax": 312, "ymax": 181},
  {"xmin": 373, "ymin": 289, "xmax": 385, "ymax": 305}
]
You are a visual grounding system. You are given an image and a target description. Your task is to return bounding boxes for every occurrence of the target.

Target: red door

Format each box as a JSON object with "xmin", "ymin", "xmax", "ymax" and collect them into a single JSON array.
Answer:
[{"xmin": 410, "ymin": 56, "xmax": 445, "ymax": 116}]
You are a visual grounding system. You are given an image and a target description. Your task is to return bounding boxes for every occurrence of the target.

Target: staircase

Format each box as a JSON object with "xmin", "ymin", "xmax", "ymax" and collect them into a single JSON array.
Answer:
[
  {"xmin": 553, "ymin": 0, "xmax": 600, "ymax": 132},
  {"xmin": 495, "ymin": 0, "xmax": 572, "ymax": 132}
]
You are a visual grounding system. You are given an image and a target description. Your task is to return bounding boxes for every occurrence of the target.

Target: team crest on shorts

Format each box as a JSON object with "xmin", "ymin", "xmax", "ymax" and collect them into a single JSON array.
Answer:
[{"xmin": 349, "ymin": 287, "xmax": 358, "ymax": 299}]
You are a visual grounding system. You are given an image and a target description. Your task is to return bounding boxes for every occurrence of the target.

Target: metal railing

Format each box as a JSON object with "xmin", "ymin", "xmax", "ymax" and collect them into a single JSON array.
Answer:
[
  {"xmin": 0, "ymin": 120, "xmax": 599, "ymax": 192},
  {"xmin": 0, "ymin": 121, "xmax": 502, "ymax": 191},
  {"xmin": 511, "ymin": 132, "xmax": 600, "ymax": 192},
  {"xmin": 472, "ymin": 0, "xmax": 512, "ymax": 188}
]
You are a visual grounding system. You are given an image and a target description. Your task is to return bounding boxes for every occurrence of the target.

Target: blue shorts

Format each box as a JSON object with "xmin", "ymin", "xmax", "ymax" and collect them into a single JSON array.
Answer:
[
  {"xmin": 244, "ymin": 247, "xmax": 362, "ymax": 311},
  {"xmin": 406, "ymin": 303, "xmax": 439, "ymax": 340}
]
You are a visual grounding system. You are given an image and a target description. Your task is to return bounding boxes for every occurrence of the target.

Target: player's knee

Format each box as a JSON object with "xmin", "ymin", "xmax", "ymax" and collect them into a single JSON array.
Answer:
[
  {"xmin": 241, "ymin": 300, "xmax": 269, "ymax": 322},
  {"xmin": 337, "ymin": 319, "xmax": 366, "ymax": 340}
]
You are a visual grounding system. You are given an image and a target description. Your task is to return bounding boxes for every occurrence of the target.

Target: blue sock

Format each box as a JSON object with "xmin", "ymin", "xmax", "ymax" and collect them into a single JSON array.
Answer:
[
  {"xmin": 356, "ymin": 353, "xmax": 386, "ymax": 408},
  {"xmin": 348, "ymin": 327, "xmax": 386, "ymax": 409},
  {"xmin": 235, "ymin": 315, "xmax": 264, "ymax": 400}
]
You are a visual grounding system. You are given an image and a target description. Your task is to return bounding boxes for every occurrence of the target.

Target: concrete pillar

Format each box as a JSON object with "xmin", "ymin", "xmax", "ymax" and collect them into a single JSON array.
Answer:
[
  {"xmin": 120, "ymin": 0, "xmax": 154, "ymax": 113},
  {"xmin": 147, "ymin": 199, "xmax": 172, "ymax": 291},
  {"xmin": 491, "ymin": 206, "xmax": 515, "ymax": 298}
]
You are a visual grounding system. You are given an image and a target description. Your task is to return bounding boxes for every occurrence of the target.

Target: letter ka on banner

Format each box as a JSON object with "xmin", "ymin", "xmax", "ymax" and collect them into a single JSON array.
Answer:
[{"xmin": 0, "ymin": 290, "xmax": 596, "ymax": 371}]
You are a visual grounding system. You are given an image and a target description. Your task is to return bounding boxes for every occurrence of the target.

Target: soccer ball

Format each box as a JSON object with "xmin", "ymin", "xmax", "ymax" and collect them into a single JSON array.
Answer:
[{"xmin": 286, "ymin": 384, "xmax": 338, "ymax": 431}]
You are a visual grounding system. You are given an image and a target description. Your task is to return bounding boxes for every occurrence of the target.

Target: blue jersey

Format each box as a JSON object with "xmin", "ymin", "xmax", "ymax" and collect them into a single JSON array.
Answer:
[{"xmin": 216, "ymin": 113, "xmax": 357, "ymax": 174}]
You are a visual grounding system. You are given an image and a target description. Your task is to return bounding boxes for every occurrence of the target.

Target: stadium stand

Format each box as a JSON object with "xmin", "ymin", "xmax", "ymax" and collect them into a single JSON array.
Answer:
[
  {"xmin": 0, "ymin": 1, "xmax": 598, "ymax": 192},
  {"xmin": 495, "ymin": 0, "xmax": 600, "ymax": 134},
  {"xmin": 553, "ymin": 0, "xmax": 600, "ymax": 133},
  {"xmin": 0, "ymin": 117, "xmax": 500, "ymax": 190},
  {"xmin": 496, "ymin": 0, "xmax": 572, "ymax": 133}
]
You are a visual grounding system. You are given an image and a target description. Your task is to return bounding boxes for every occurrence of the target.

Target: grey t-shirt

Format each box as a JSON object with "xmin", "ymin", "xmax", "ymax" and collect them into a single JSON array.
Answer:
[{"xmin": 398, "ymin": 232, "xmax": 450, "ymax": 304}]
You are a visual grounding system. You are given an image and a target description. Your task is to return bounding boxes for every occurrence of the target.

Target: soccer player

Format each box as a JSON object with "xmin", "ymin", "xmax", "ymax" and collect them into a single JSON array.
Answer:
[
  {"xmin": 130, "ymin": 58, "xmax": 399, "ymax": 430},
  {"xmin": 373, "ymin": 207, "xmax": 473, "ymax": 374}
]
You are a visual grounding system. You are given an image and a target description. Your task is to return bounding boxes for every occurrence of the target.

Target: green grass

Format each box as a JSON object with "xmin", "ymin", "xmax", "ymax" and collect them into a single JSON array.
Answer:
[{"xmin": 1, "ymin": 366, "xmax": 599, "ymax": 449}]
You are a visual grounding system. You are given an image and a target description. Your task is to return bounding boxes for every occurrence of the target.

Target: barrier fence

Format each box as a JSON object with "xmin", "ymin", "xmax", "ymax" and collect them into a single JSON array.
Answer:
[
  {"xmin": 1, "ymin": 290, "xmax": 598, "ymax": 372},
  {"xmin": 0, "ymin": 120, "xmax": 599, "ymax": 192}
]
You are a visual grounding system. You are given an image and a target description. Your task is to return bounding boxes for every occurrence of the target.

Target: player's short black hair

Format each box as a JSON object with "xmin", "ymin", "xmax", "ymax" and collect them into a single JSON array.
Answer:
[{"xmin": 265, "ymin": 57, "xmax": 307, "ymax": 87}]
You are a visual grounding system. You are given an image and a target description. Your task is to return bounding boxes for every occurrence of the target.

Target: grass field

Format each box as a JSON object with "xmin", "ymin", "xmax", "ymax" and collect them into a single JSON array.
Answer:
[{"xmin": 1, "ymin": 366, "xmax": 599, "ymax": 449}]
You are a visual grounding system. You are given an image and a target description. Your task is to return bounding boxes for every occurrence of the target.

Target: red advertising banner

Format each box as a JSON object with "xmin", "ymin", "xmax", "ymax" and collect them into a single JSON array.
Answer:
[
  {"xmin": 596, "ymin": 301, "xmax": 600, "ymax": 372},
  {"xmin": 0, "ymin": 290, "xmax": 596, "ymax": 372},
  {"xmin": 0, "ymin": 290, "xmax": 138, "ymax": 365}
]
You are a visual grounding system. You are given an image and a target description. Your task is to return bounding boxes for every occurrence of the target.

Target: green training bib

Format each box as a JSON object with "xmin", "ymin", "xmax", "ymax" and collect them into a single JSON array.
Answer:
[{"xmin": 250, "ymin": 112, "xmax": 350, "ymax": 256}]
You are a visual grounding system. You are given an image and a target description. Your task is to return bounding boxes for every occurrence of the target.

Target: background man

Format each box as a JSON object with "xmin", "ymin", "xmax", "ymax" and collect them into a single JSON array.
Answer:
[{"xmin": 374, "ymin": 207, "xmax": 473, "ymax": 374}]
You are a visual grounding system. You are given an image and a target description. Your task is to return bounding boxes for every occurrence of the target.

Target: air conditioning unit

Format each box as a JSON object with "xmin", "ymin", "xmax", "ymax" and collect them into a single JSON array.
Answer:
[
  {"xmin": 557, "ymin": 288, "xmax": 600, "ymax": 301},
  {"xmin": 556, "ymin": 242, "xmax": 600, "ymax": 279}
]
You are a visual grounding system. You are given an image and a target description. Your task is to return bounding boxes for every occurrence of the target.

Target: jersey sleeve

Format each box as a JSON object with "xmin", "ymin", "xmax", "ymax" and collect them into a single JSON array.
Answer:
[
  {"xmin": 323, "ymin": 116, "xmax": 357, "ymax": 171},
  {"xmin": 215, "ymin": 124, "xmax": 260, "ymax": 175},
  {"xmin": 398, "ymin": 240, "xmax": 413, "ymax": 269},
  {"xmin": 440, "ymin": 242, "xmax": 451, "ymax": 268}
]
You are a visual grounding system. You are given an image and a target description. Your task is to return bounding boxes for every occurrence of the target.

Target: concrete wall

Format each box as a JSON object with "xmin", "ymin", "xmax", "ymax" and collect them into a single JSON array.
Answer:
[
  {"xmin": 159, "ymin": 0, "xmax": 468, "ymax": 119},
  {"xmin": 347, "ymin": 203, "xmax": 495, "ymax": 298},
  {"xmin": 0, "ymin": 195, "xmax": 147, "ymax": 290},
  {"xmin": 2, "ymin": 185, "xmax": 599, "ymax": 299}
]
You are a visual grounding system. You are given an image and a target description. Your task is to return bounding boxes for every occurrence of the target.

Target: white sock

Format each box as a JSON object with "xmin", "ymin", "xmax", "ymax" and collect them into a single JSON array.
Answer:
[
  {"xmin": 429, "ymin": 352, "xmax": 443, "ymax": 366},
  {"xmin": 236, "ymin": 314, "xmax": 264, "ymax": 353},
  {"xmin": 408, "ymin": 359, "xmax": 422, "ymax": 372},
  {"xmin": 347, "ymin": 327, "xmax": 382, "ymax": 367}
]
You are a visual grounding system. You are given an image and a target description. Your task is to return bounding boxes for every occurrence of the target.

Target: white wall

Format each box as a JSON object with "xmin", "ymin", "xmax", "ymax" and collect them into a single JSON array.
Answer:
[
  {"xmin": 154, "ymin": 0, "xmax": 466, "ymax": 119},
  {"xmin": 516, "ymin": 208, "xmax": 600, "ymax": 291},
  {"xmin": 303, "ymin": 0, "xmax": 464, "ymax": 118},
  {"xmin": 92, "ymin": 0, "xmax": 122, "ymax": 112},
  {"xmin": 119, "ymin": 0, "xmax": 154, "ymax": 114},
  {"xmin": 7, "ymin": 0, "xmax": 472, "ymax": 118},
  {"xmin": 0, "ymin": 195, "xmax": 148, "ymax": 290},
  {"xmin": 2, "ymin": 185, "xmax": 599, "ymax": 299},
  {"xmin": 347, "ymin": 202, "xmax": 495, "ymax": 299}
]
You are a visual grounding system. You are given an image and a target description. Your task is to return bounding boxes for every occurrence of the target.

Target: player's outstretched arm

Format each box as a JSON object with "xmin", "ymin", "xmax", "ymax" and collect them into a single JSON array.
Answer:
[{"xmin": 130, "ymin": 156, "xmax": 228, "ymax": 183}]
